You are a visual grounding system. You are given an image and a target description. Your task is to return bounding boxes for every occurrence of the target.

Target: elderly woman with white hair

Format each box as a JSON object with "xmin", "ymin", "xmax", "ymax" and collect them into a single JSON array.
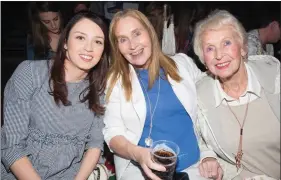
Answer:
[{"xmin": 193, "ymin": 10, "xmax": 280, "ymax": 180}]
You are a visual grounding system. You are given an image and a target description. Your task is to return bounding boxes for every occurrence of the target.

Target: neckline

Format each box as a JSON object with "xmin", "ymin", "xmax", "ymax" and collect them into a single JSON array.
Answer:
[{"xmin": 66, "ymin": 79, "xmax": 87, "ymax": 85}]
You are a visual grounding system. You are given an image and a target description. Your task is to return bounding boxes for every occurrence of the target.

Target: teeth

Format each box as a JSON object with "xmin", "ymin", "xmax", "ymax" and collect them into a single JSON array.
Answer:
[
  {"xmin": 80, "ymin": 55, "xmax": 92, "ymax": 60},
  {"xmin": 131, "ymin": 49, "xmax": 143, "ymax": 56},
  {"xmin": 217, "ymin": 62, "xmax": 229, "ymax": 67}
]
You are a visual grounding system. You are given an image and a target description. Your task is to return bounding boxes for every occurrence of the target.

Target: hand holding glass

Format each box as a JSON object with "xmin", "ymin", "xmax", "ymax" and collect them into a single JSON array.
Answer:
[{"xmin": 151, "ymin": 140, "xmax": 180, "ymax": 180}]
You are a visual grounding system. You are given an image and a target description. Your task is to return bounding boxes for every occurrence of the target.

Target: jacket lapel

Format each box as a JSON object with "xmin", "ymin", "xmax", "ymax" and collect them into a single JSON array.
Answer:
[
  {"xmin": 168, "ymin": 76, "xmax": 196, "ymax": 122},
  {"xmin": 130, "ymin": 65, "xmax": 146, "ymax": 130}
]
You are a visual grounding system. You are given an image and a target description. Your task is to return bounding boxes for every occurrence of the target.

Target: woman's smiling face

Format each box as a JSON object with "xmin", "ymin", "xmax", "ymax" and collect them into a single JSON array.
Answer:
[
  {"xmin": 202, "ymin": 25, "xmax": 246, "ymax": 79},
  {"xmin": 115, "ymin": 16, "xmax": 152, "ymax": 69}
]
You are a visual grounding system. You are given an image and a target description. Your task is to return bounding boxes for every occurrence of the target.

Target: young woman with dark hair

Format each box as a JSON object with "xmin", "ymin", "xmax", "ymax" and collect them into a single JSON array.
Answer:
[
  {"xmin": 2, "ymin": 11, "xmax": 109, "ymax": 180},
  {"xmin": 27, "ymin": 1, "xmax": 64, "ymax": 60}
]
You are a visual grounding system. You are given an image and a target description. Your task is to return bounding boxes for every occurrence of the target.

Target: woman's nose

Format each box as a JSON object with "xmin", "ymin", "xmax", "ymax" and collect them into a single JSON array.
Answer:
[
  {"xmin": 51, "ymin": 21, "xmax": 57, "ymax": 29},
  {"xmin": 84, "ymin": 41, "xmax": 93, "ymax": 52},
  {"xmin": 215, "ymin": 49, "xmax": 223, "ymax": 60},
  {"xmin": 129, "ymin": 40, "xmax": 138, "ymax": 50}
]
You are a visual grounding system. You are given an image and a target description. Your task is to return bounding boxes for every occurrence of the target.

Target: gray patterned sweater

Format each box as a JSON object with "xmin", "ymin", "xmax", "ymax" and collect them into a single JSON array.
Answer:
[{"xmin": 1, "ymin": 60, "xmax": 104, "ymax": 179}]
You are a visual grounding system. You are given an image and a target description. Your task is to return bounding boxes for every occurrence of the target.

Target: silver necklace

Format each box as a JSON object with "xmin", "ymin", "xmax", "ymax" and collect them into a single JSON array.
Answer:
[{"xmin": 138, "ymin": 73, "xmax": 161, "ymax": 147}]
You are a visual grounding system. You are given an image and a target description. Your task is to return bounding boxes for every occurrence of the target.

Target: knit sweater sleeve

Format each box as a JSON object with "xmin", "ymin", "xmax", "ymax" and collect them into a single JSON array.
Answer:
[{"xmin": 1, "ymin": 60, "xmax": 36, "ymax": 170}]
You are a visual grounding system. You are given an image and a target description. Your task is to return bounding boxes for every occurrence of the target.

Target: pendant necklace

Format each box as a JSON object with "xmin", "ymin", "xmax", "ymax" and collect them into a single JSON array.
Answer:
[
  {"xmin": 226, "ymin": 93, "xmax": 251, "ymax": 171},
  {"xmin": 138, "ymin": 73, "xmax": 161, "ymax": 147}
]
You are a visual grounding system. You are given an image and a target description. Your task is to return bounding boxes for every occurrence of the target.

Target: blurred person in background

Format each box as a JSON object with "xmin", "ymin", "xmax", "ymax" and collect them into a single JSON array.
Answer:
[
  {"xmin": 247, "ymin": 10, "xmax": 280, "ymax": 57},
  {"xmin": 27, "ymin": 1, "xmax": 64, "ymax": 60}
]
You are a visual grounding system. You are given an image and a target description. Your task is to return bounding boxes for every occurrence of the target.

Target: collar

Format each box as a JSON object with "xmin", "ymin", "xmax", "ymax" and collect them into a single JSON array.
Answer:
[{"xmin": 214, "ymin": 63, "xmax": 261, "ymax": 107}]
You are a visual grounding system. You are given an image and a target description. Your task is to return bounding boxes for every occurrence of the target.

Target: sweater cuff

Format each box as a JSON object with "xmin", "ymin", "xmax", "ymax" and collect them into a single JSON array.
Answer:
[
  {"xmin": 200, "ymin": 150, "xmax": 217, "ymax": 163},
  {"xmin": 2, "ymin": 148, "xmax": 30, "ymax": 172}
]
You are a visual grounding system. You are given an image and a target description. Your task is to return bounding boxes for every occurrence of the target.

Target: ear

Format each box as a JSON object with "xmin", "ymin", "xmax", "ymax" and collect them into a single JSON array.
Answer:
[
  {"xmin": 64, "ymin": 43, "xmax": 67, "ymax": 50},
  {"xmin": 269, "ymin": 21, "xmax": 278, "ymax": 29},
  {"xmin": 241, "ymin": 47, "xmax": 247, "ymax": 57}
]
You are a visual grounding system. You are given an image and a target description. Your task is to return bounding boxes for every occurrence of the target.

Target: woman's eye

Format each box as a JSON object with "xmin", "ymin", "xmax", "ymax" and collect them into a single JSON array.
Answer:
[
  {"xmin": 43, "ymin": 21, "xmax": 50, "ymax": 24},
  {"xmin": 95, "ymin": 40, "xmax": 103, "ymax": 45},
  {"xmin": 206, "ymin": 47, "xmax": 213, "ymax": 52},
  {"xmin": 119, "ymin": 38, "xmax": 126, "ymax": 43},
  {"xmin": 224, "ymin": 40, "xmax": 231, "ymax": 46},
  {"xmin": 76, "ymin": 36, "xmax": 84, "ymax": 40},
  {"xmin": 134, "ymin": 31, "xmax": 141, "ymax": 37}
]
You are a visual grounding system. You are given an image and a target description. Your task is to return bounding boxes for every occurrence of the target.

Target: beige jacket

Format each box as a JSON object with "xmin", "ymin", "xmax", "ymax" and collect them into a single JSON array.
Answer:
[{"xmin": 196, "ymin": 55, "xmax": 280, "ymax": 180}]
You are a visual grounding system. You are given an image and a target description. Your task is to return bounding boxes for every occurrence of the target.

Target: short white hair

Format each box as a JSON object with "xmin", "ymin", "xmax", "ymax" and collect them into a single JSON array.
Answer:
[{"xmin": 193, "ymin": 9, "xmax": 248, "ymax": 64}]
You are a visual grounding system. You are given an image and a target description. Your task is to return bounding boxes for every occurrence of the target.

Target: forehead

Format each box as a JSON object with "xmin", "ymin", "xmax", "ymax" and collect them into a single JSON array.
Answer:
[
  {"xmin": 39, "ymin": 11, "xmax": 59, "ymax": 20},
  {"xmin": 202, "ymin": 25, "xmax": 238, "ymax": 42},
  {"xmin": 115, "ymin": 16, "xmax": 145, "ymax": 36},
  {"xmin": 70, "ymin": 18, "xmax": 104, "ymax": 38}
]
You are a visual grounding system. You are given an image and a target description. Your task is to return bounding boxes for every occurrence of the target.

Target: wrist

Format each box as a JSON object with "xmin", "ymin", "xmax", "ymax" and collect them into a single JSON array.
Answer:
[
  {"xmin": 201, "ymin": 157, "xmax": 217, "ymax": 163},
  {"xmin": 130, "ymin": 145, "xmax": 142, "ymax": 162},
  {"xmin": 74, "ymin": 174, "xmax": 86, "ymax": 180}
]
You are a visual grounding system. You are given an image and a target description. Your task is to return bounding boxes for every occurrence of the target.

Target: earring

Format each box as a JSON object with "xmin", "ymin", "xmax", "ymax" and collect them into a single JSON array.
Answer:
[{"xmin": 204, "ymin": 64, "xmax": 208, "ymax": 70}]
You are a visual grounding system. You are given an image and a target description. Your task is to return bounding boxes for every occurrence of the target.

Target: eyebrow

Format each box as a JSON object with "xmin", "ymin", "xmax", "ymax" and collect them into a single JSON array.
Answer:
[
  {"xmin": 52, "ymin": 16, "xmax": 59, "ymax": 20},
  {"xmin": 132, "ymin": 28, "xmax": 141, "ymax": 34},
  {"xmin": 116, "ymin": 28, "xmax": 142, "ymax": 39},
  {"xmin": 41, "ymin": 16, "xmax": 58, "ymax": 21},
  {"xmin": 73, "ymin": 31, "xmax": 104, "ymax": 39}
]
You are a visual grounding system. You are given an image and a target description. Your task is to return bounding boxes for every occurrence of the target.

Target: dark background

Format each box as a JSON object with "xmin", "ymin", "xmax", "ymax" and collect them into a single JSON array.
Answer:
[{"xmin": 1, "ymin": 1, "xmax": 281, "ymax": 95}]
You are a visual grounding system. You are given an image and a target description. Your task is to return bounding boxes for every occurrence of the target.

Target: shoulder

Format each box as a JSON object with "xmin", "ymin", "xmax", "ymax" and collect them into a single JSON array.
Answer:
[
  {"xmin": 247, "ymin": 29, "xmax": 259, "ymax": 43},
  {"xmin": 247, "ymin": 29, "xmax": 258, "ymax": 38},
  {"xmin": 247, "ymin": 55, "xmax": 280, "ymax": 93},
  {"xmin": 247, "ymin": 55, "xmax": 280, "ymax": 71},
  {"xmin": 196, "ymin": 74, "xmax": 215, "ymax": 92},
  {"xmin": 12, "ymin": 60, "xmax": 49, "ymax": 79},
  {"xmin": 30, "ymin": 59, "xmax": 51, "ymax": 69},
  {"xmin": 169, "ymin": 53, "xmax": 203, "ymax": 81},
  {"xmin": 196, "ymin": 75, "xmax": 217, "ymax": 110},
  {"xmin": 9, "ymin": 61, "xmax": 33, "ymax": 83},
  {"xmin": 169, "ymin": 53, "xmax": 194, "ymax": 68},
  {"xmin": 30, "ymin": 60, "xmax": 51, "ymax": 77}
]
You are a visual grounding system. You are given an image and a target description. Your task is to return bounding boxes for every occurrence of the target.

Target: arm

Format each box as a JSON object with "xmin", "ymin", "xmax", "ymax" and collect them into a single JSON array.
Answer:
[
  {"xmin": 195, "ymin": 100, "xmax": 223, "ymax": 179},
  {"xmin": 171, "ymin": 53, "xmax": 205, "ymax": 83},
  {"xmin": 109, "ymin": 135, "xmax": 144, "ymax": 162},
  {"xmin": 103, "ymin": 80, "xmax": 145, "ymax": 160},
  {"xmin": 10, "ymin": 157, "xmax": 41, "ymax": 180},
  {"xmin": 103, "ymin": 81, "xmax": 165, "ymax": 180},
  {"xmin": 1, "ymin": 61, "xmax": 40, "ymax": 179},
  {"xmin": 75, "ymin": 148, "xmax": 101, "ymax": 180},
  {"xmin": 195, "ymin": 104, "xmax": 217, "ymax": 161},
  {"xmin": 76, "ymin": 102, "xmax": 106, "ymax": 180},
  {"xmin": 109, "ymin": 135, "xmax": 165, "ymax": 180}
]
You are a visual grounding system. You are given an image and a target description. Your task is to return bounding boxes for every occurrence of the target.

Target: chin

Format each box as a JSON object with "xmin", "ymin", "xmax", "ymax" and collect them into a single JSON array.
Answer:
[
  {"xmin": 217, "ymin": 72, "xmax": 235, "ymax": 79},
  {"xmin": 50, "ymin": 29, "xmax": 59, "ymax": 34}
]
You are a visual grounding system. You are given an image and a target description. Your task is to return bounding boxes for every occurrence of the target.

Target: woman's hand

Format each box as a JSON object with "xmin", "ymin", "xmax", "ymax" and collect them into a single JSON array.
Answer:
[
  {"xmin": 199, "ymin": 157, "xmax": 223, "ymax": 180},
  {"xmin": 133, "ymin": 146, "xmax": 166, "ymax": 180}
]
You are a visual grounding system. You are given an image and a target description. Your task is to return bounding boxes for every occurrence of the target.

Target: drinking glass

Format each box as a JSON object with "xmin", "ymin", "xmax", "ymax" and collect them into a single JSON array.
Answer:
[{"xmin": 150, "ymin": 140, "xmax": 180, "ymax": 180}]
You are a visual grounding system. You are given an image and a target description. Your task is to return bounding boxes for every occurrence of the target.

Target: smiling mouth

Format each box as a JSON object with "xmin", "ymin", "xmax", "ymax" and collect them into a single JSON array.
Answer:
[
  {"xmin": 80, "ymin": 54, "xmax": 93, "ymax": 61},
  {"xmin": 131, "ymin": 49, "xmax": 143, "ymax": 56},
  {"xmin": 216, "ymin": 62, "xmax": 230, "ymax": 67}
]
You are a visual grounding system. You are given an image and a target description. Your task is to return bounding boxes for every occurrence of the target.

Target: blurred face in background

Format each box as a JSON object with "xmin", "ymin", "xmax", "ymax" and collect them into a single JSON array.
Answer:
[
  {"xmin": 74, "ymin": 3, "xmax": 88, "ymax": 14},
  {"xmin": 268, "ymin": 21, "xmax": 281, "ymax": 43},
  {"xmin": 39, "ymin": 11, "xmax": 61, "ymax": 34}
]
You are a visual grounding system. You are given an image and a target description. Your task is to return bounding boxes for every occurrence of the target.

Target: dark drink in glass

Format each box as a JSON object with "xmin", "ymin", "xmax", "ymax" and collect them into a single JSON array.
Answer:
[{"xmin": 151, "ymin": 140, "xmax": 180, "ymax": 180}]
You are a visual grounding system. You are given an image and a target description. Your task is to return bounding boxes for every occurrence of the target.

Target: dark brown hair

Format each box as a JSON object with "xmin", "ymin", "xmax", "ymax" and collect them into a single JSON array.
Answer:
[
  {"xmin": 49, "ymin": 11, "xmax": 109, "ymax": 115},
  {"xmin": 28, "ymin": 2, "xmax": 64, "ymax": 59}
]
